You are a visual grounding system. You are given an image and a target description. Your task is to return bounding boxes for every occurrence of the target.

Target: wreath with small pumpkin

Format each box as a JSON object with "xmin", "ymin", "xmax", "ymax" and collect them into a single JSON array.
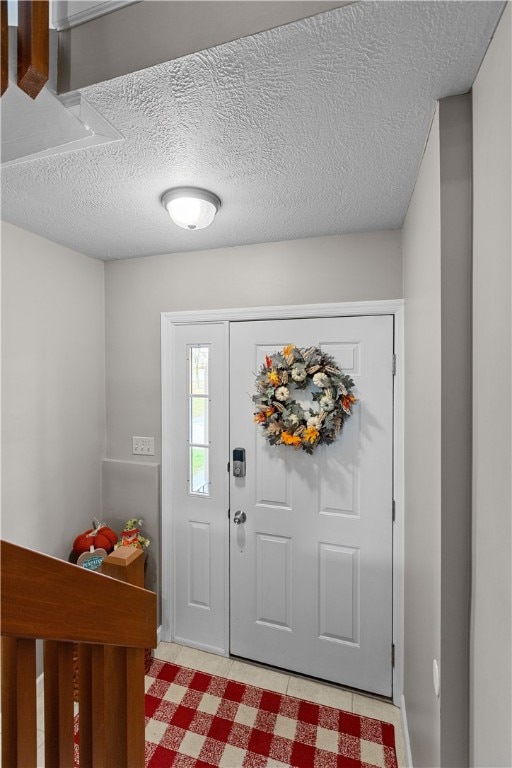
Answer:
[{"xmin": 252, "ymin": 344, "xmax": 357, "ymax": 454}]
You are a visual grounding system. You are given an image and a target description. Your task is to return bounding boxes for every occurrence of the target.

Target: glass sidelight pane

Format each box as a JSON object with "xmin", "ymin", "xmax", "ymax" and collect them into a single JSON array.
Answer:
[
  {"xmin": 190, "ymin": 446, "xmax": 209, "ymax": 495},
  {"xmin": 189, "ymin": 345, "xmax": 210, "ymax": 496},
  {"xmin": 190, "ymin": 397, "xmax": 208, "ymax": 445},
  {"xmin": 190, "ymin": 346, "xmax": 209, "ymax": 395}
]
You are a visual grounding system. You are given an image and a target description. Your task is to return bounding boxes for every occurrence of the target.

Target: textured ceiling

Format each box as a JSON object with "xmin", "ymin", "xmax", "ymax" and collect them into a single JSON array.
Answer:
[{"xmin": 0, "ymin": 1, "xmax": 504, "ymax": 260}]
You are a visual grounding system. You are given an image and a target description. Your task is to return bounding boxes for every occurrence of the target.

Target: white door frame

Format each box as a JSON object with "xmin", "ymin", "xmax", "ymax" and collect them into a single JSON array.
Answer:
[{"xmin": 161, "ymin": 299, "xmax": 404, "ymax": 705}]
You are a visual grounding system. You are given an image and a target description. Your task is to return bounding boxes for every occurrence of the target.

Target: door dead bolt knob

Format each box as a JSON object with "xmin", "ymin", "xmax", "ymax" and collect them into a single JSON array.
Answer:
[{"xmin": 233, "ymin": 510, "xmax": 246, "ymax": 525}]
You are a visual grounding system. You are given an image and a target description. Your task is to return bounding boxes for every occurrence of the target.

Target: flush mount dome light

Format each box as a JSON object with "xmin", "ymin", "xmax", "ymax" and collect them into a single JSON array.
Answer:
[{"xmin": 161, "ymin": 187, "xmax": 221, "ymax": 230}]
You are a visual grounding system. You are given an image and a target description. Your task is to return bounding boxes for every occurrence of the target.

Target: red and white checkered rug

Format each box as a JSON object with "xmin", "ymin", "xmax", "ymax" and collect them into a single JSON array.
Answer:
[{"xmin": 143, "ymin": 659, "xmax": 398, "ymax": 768}]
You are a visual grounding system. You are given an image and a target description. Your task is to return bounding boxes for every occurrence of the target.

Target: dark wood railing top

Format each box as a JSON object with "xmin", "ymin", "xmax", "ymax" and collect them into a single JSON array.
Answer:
[{"xmin": 1, "ymin": 540, "xmax": 156, "ymax": 649}]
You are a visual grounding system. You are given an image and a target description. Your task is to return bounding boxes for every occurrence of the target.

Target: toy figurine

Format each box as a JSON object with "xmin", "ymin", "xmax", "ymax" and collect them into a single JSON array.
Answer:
[{"xmin": 116, "ymin": 518, "xmax": 150, "ymax": 551}]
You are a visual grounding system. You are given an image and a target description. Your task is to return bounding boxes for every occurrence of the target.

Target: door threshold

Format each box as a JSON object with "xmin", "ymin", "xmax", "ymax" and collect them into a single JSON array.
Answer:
[{"xmin": 228, "ymin": 652, "xmax": 393, "ymax": 704}]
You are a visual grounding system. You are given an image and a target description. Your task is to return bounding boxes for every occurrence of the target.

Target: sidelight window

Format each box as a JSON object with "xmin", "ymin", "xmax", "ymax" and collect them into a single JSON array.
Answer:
[{"xmin": 188, "ymin": 345, "xmax": 210, "ymax": 495}]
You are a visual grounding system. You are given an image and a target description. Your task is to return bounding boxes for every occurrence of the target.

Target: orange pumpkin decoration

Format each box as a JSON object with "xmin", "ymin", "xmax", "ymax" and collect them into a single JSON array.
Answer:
[{"xmin": 73, "ymin": 518, "xmax": 118, "ymax": 555}]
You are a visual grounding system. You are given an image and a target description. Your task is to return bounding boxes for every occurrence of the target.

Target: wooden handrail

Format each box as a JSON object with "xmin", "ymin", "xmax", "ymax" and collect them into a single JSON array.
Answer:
[
  {"xmin": 1, "ymin": 539, "xmax": 157, "ymax": 767},
  {"xmin": 1, "ymin": 540, "xmax": 156, "ymax": 647}
]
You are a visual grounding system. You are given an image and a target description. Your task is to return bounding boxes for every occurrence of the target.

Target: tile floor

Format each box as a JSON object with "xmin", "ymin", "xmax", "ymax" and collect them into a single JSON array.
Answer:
[{"xmin": 34, "ymin": 641, "xmax": 407, "ymax": 767}]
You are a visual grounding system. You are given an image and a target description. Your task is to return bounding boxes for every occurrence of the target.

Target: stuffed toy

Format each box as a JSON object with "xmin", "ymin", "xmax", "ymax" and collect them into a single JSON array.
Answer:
[
  {"xmin": 73, "ymin": 518, "xmax": 118, "ymax": 555},
  {"xmin": 115, "ymin": 518, "xmax": 150, "ymax": 551}
]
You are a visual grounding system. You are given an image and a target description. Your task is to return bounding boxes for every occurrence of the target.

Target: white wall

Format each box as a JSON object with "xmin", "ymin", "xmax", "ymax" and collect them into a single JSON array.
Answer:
[
  {"xmin": 402, "ymin": 108, "xmax": 442, "ymax": 768},
  {"xmin": 1, "ymin": 222, "xmax": 106, "ymax": 559},
  {"xmin": 471, "ymin": 5, "xmax": 512, "ymax": 765},
  {"xmin": 105, "ymin": 231, "xmax": 402, "ymax": 462},
  {"xmin": 103, "ymin": 230, "xmax": 403, "ymax": 612}
]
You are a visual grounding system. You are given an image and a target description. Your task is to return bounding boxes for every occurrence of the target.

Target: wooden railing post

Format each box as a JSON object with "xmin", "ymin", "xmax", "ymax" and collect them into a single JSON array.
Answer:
[
  {"xmin": 79, "ymin": 547, "xmax": 147, "ymax": 767},
  {"xmin": 1, "ymin": 636, "xmax": 37, "ymax": 767},
  {"xmin": 102, "ymin": 545, "xmax": 145, "ymax": 588}
]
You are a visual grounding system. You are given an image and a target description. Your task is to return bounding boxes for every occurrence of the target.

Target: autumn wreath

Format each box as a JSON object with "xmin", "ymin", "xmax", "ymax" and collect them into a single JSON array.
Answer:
[{"xmin": 252, "ymin": 344, "xmax": 357, "ymax": 454}]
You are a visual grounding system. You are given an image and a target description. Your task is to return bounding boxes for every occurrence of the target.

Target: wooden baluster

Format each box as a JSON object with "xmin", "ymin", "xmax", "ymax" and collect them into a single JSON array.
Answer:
[
  {"xmin": 125, "ymin": 646, "xmax": 146, "ymax": 766},
  {"xmin": 78, "ymin": 644, "xmax": 94, "ymax": 768},
  {"xmin": 44, "ymin": 640, "xmax": 75, "ymax": 767},
  {"xmin": 102, "ymin": 646, "xmax": 146, "ymax": 767},
  {"xmin": 85, "ymin": 642, "xmax": 145, "ymax": 767},
  {"xmin": 1, "ymin": 636, "xmax": 37, "ymax": 767},
  {"xmin": 89, "ymin": 644, "xmax": 108, "ymax": 765}
]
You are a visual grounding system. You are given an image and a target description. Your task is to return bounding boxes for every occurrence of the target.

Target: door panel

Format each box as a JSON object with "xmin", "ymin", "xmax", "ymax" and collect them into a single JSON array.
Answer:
[
  {"xmin": 256, "ymin": 534, "xmax": 292, "ymax": 628},
  {"xmin": 188, "ymin": 521, "xmax": 211, "ymax": 608},
  {"xmin": 319, "ymin": 543, "xmax": 359, "ymax": 643},
  {"xmin": 229, "ymin": 316, "xmax": 393, "ymax": 695}
]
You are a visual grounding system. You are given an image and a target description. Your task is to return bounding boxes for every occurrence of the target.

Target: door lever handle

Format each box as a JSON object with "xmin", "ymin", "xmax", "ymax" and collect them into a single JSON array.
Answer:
[{"xmin": 233, "ymin": 510, "xmax": 247, "ymax": 525}]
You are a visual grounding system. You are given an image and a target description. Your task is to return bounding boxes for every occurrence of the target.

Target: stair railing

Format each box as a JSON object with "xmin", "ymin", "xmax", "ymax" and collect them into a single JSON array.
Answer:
[{"xmin": 1, "ymin": 539, "xmax": 157, "ymax": 767}]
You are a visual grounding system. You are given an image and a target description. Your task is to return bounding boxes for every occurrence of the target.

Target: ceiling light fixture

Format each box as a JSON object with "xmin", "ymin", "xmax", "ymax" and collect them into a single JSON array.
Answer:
[{"xmin": 161, "ymin": 187, "xmax": 221, "ymax": 230}]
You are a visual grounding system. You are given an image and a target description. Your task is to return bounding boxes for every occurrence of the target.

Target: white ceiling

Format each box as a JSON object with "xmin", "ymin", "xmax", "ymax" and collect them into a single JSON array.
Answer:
[{"xmin": 0, "ymin": 1, "xmax": 504, "ymax": 260}]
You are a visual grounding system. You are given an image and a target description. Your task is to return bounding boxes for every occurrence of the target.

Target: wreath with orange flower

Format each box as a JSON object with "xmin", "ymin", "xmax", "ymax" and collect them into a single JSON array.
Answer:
[{"xmin": 253, "ymin": 344, "xmax": 357, "ymax": 454}]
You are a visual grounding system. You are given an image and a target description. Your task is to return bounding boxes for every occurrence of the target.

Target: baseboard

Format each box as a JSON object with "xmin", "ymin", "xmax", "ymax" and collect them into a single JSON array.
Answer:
[
  {"xmin": 157, "ymin": 624, "xmax": 162, "ymax": 645},
  {"xmin": 172, "ymin": 635, "xmax": 228, "ymax": 657},
  {"xmin": 400, "ymin": 694, "xmax": 413, "ymax": 767}
]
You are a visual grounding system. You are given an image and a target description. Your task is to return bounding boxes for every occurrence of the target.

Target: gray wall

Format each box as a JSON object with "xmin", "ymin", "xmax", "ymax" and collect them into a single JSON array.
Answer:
[
  {"xmin": 471, "ymin": 5, "xmax": 512, "ymax": 765},
  {"xmin": 402, "ymin": 93, "xmax": 473, "ymax": 768},
  {"xmin": 102, "ymin": 458, "xmax": 160, "ymax": 602},
  {"xmin": 1, "ymin": 222, "xmax": 106, "ymax": 558},
  {"xmin": 403, "ymin": 107, "xmax": 442, "ymax": 768},
  {"xmin": 103, "ymin": 230, "xmax": 403, "ymax": 616},
  {"xmin": 439, "ymin": 94, "xmax": 472, "ymax": 768}
]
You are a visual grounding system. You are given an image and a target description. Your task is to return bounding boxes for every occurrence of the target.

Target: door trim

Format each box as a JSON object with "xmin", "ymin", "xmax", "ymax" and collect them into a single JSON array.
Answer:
[{"xmin": 161, "ymin": 299, "xmax": 404, "ymax": 705}]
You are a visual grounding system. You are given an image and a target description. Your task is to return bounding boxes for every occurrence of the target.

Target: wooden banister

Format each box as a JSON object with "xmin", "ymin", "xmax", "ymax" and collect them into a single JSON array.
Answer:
[
  {"xmin": 1, "ymin": 540, "xmax": 156, "ymax": 647},
  {"xmin": 1, "ymin": 540, "xmax": 157, "ymax": 767}
]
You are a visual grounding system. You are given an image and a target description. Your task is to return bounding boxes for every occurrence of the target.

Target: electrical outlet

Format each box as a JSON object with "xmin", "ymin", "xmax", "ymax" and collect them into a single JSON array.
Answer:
[
  {"xmin": 132, "ymin": 436, "xmax": 155, "ymax": 455},
  {"xmin": 433, "ymin": 659, "xmax": 440, "ymax": 697}
]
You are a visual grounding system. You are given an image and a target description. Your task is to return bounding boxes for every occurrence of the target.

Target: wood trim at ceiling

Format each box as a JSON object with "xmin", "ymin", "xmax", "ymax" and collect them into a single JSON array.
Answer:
[
  {"xmin": 1, "ymin": 0, "xmax": 8, "ymax": 96},
  {"xmin": 52, "ymin": 0, "xmax": 140, "ymax": 31},
  {"xmin": 17, "ymin": 0, "xmax": 49, "ymax": 99},
  {"xmin": 57, "ymin": 1, "xmax": 349, "ymax": 93}
]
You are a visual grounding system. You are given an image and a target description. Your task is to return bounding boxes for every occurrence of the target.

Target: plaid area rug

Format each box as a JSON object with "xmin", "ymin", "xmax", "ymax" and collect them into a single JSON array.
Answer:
[{"xmin": 143, "ymin": 659, "xmax": 398, "ymax": 768}]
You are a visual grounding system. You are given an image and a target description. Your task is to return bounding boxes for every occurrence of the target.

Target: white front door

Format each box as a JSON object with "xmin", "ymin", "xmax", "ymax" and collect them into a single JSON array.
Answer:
[{"xmin": 229, "ymin": 316, "xmax": 394, "ymax": 696}]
